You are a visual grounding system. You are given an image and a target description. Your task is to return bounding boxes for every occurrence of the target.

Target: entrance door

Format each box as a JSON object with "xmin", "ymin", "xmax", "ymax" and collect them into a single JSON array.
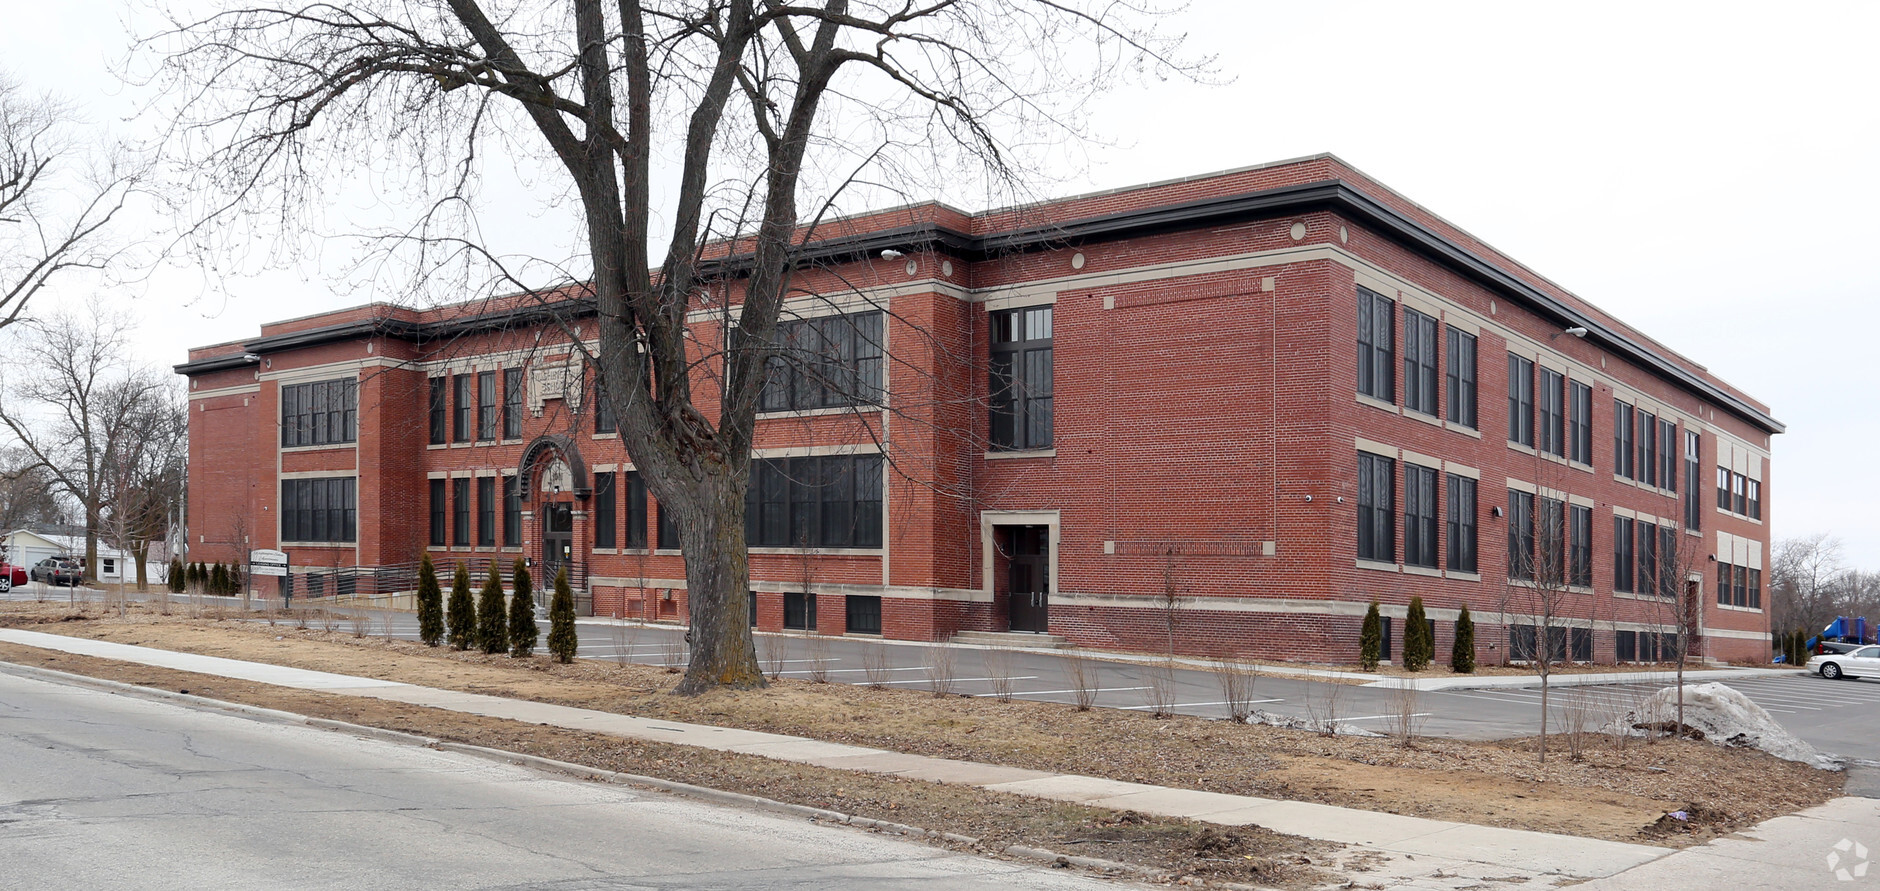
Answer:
[
  {"xmin": 543, "ymin": 504, "xmax": 573, "ymax": 596},
  {"xmin": 1008, "ymin": 525, "xmax": 1050, "ymax": 633}
]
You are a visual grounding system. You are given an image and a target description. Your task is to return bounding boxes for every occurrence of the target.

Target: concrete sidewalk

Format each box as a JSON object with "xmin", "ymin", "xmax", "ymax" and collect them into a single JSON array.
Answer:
[{"xmin": 0, "ymin": 627, "xmax": 1815, "ymax": 888}]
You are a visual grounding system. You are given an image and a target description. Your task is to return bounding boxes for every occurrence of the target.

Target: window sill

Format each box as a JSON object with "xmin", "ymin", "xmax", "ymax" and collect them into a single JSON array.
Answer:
[
  {"xmin": 1355, "ymin": 558, "xmax": 1399, "ymax": 573},
  {"xmin": 1404, "ymin": 408, "xmax": 1442, "ymax": 428},
  {"xmin": 281, "ymin": 443, "xmax": 357, "ymax": 453},
  {"xmin": 749, "ymin": 547, "xmax": 885, "ymax": 556},
  {"xmin": 1355, "ymin": 393, "xmax": 1398, "ymax": 414},
  {"xmin": 756, "ymin": 405, "xmax": 885, "ymax": 420},
  {"xmin": 1718, "ymin": 603, "xmax": 1764, "ymax": 613},
  {"xmin": 279, "ymin": 542, "xmax": 355, "ymax": 548},
  {"xmin": 1507, "ymin": 442, "xmax": 1536, "ymax": 457},
  {"xmin": 1443, "ymin": 421, "xmax": 1482, "ymax": 439},
  {"xmin": 1445, "ymin": 570, "xmax": 1482, "ymax": 582},
  {"xmin": 1569, "ymin": 460, "xmax": 1594, "ymax": 473},
  {"xmin": 985, "ymin": 448, "xmax": 1056, "ymax": 460},
  {"xmin": 1402, "ymin": 564, "xmax": 1442, "ymax": 578}
]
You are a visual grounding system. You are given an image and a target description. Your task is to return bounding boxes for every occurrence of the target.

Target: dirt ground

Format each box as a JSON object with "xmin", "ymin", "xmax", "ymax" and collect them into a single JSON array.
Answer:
[{"xmin": 0, "ymin": 603, "xmax": 1841, "ymax": 860}]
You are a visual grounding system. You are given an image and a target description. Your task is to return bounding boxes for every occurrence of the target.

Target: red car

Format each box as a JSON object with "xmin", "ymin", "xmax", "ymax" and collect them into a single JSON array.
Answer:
[{"xmin": 0, "ymin": 561, "xmax": 27, "ymax": 592}]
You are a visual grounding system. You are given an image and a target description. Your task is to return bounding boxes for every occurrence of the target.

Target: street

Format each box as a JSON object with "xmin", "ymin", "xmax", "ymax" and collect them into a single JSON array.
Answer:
[{"xmin": 0, "ymin": 668, "xmax": 1135, "ymax": 890}]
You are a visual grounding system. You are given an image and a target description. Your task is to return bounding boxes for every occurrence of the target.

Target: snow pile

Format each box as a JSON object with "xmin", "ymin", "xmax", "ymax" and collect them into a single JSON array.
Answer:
[{"xmin": 1604, "ymin": 682, "xmax": 1835, "ymax": 768}]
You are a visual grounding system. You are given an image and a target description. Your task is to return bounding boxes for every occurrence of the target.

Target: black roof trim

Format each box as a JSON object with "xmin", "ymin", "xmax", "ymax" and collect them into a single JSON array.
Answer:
[
  {"xmin": 239, "ymin": 317, "xmax": 424, "ymax": 354},
  {"xmin": 173, "ymin": 352, "xmax": 259, "ymax": 375}
]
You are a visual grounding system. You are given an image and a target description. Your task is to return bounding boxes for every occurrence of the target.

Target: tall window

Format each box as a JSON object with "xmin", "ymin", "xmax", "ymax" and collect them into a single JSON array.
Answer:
[
  {"xmin": 502, "ymin": 368, "xmax": 523, "ymax": 440},
  {"xmin": 475, "ymin": 372, "xmax": 497, "ymax": 441},
  {"xmin": 1636, "ymin": 520, "xmax": 1658, "ymax": 598},
  {"xmin": 988, "ymin": 306, "xmax": 1052, "ymax": 450},
  {"xmin": 1569, "ymin": 381, "xmax": 1592, "ymax": 465},
  {"xmin": 1749, "ymin": 567, "xmax": 1762, "ymax": 609},
  {"xmin": 1536, "ymin": 367, "xmax": 1564, "ymax": 456},
  {"xmin": 428, "ymin": 378, "xmax": 447, "ymax": 445},
  {"xmin": 656, "ymin": 500, "xmax": 680, "ymax": 550},
  {"xmin": 594, "ymin": 378, "xmax": 617, "ymax": 434},
  {"xmin": 453, "ymin": 374, "xmax": 474, "ymax": 443},
  {"xmin": 1403, "ymin": 463, "xmax": 1438, "ymax": 568},
  {"xmin": 1614, "ymin": 401, "xmax": 1635, "ymax": 479},
  {"xmin": 1747, "ymin": 478, "xmax": 1761, "ymax": 520},
  {"xmin": 1356, "ymin": 452, "xmax": 1395, "ymax": 562},
  {"xmin": 1444, "ymin": 326, "xmax": 1477, "ymax": 428},
  {"xmin": 1613, "ymin": 516, "xmax": 1634, "ymax": 592},
  {"xmin": 280, "ymin": 477, "xmax": 356, "ymax": 543},
  {"xmin": 1506, "ymin": 355, "xmax": 1534, "ymax": 447},
  {"xmin": 1685, "ymin": 431, "xmax": 1702, "ymax": 529},
  {"xmin": 762, "ymin": 311, "xmax": 885, "ymax": 411},
  {"xmin": 280, "ymin": 379, "xmax": 357, "ymax": 447},
  {"xmin": 593, "ymin": 472, "xmax": 616, "ymax": 548},
  {"xmin": 1658, "ymin": 525, "xmax": 1679, "ymax": 597},
  {"xmin": 1356, "ymin": 287, "xmax": 1394, "ymax": 402},
  {"xmin": 429, "ymin": 479, "xmax": 447, "ymax": 547},
  {"xmin": 1538, "ymin": 497, "xmax": 1565, "ymax": 583},
  {"xmin": 1658, "ymin": 420, "xmax": 1677, "ymax": 492},
  {"xmin": 745, "ymin": 455, "xmax": 885, "ymax": 549},
  {"xmin": 451, "ymin": 478, "xmax": 470, "ymax": 546},
  {"xmin": 1733, "ymin": 472, "xmax": 1748, "ymax": 514},
  {"xmin": 1717, "ymin": 562, "xmax": 1732, "ymax": 606},
  {"xmin": 625, "ymin": 471, "xmax": 648, "ymax": 549},
  {"xmin": 1445, "ymin": 474, "xmax": 1477, "ymax": 573},
  {"xmin": 502, "ymin": 476, "xmax": 521, "ymax": 547},
  {"xmin": 1636, "ymin": 409, "xmax": 1658, "ymax": 487},
  {"xmin": 476, "ymin": 477, "xmax": 495, "ymax": 547},
  {"xmin": 1569, "ymin": 504, "xmax": 1592, "ymax": 587},
  {"xmin": 1402, "ymin": 308, "xmax": 1438, "ymax": 416},
  {"xmin": 1507, "ymin": 490, "xmax": 1535, "ymax": 580},
  {"xmin": 1717, "ymin": 466, "xmax": 1730, "ymax": 510}
]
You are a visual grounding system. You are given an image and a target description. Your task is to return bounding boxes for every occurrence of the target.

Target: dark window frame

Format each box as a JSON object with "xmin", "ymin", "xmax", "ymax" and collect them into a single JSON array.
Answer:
[
  {"xmin": 502, "ymin": 368, "xmax": 524, "ymax": 440},
  {"xmin": 594, "ymin": 472, "xmax": 616, "ymax": 549},
  {"xmin": 502, "ymin": 476, "xmax": 521, "ymax": 548},
  {"xmin": 476, "ymin": 476, "xmax": 496, "ymax": 547},
  {"xmin": 1445, "ymin": 473, "xmax": 1477, "ymax": 573},
  {"xmin": 453, "ymin": 374, "xmax": 474, "ymax": 443},
  {"xmin": 1356, "ymin": 287, "xmax": 1395, "ymax": 403},
  {"xmin": 744, "ymin": 455, "xmax": 885, "ymax": 550},
  {"xmin": 280, "ymin": 378, "xmax": 358, "ymax": 448},
  {"xmin": 1685, "ymin": 431, "xmax": 1702, "ymax": 529},
  {"xmin": 1357, "ymin": 452, "xmax": 1395, "ymax": 563},
  {"xmin": 1536, "ymin": 367, "xmax": 1564, "ymax": 456},
  {"xmin": 476, "ymin": 371, "xmax": 497, "ymax": 441},
  {"xmin": 1614, "ymin": 515, "xmax": 1635, "ymax": 592},
  {"xmin": 1402, "ymin": 307, "xmax": 1439, "ymax": 416},
  {"xmin": 280, "ymin": 477, "xmax": 357, "ymax": 543},
  {"xmin": 1506, "ymin": 490, "xmax": 1535, "ymax": 581},
  {"xmin": 451, "ymin": 478, "xmax": 471, "ymax": 547},
  {"xmin": 762, "ymin": 310, "xmax": 886, "ymax": 413},
  {"xmin": 1444, "ymin": 326, "xmax": 1476, "ymax": 428},
  {"xmin": 625, "ymin": 471, "xmax": 648, "ymax": 550},
  {"xmin": 1569, "ymin": 503, "xmax": 1593, "ymax": 587},
  {"xmin": 988, "ymin": 306, "xmax": 1052, "ymax": 450},
  {"xmin": 428, "ymin": 377, "xmax": 447, "ymax": 445},
  {"xmin": 429, "ymin": 479, "xmax": 447, "ymax": 547},
  {"xmin": 1614, "ymin": 401, "xmax": 1635, "ymax": 479},
  {"xmin": 1637, "ymin": 409, "xmax": 1657, "ymax": 487},
  {"xmin": 1569, "ymin": 381, "xmax": 1592, "ymax": 465},
  {"xmin": 1403, "ymin": 463, "xmax": 1438, "ymax": 569},
  {"xmin": 1506, "ymin": 354, "xmax": 1534, "ymax": 447}
]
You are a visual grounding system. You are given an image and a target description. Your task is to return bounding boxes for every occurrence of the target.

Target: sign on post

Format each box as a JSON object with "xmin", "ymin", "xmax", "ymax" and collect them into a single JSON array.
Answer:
[{"xmin": 249, "ymin": 549, "xmax": 289, "ymax": 577}]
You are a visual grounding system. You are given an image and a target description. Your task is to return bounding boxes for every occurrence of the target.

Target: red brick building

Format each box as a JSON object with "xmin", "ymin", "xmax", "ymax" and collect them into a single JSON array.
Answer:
[{"xmin": 178, "ymin": 154, "xmax": 1779, "ymax": 664}]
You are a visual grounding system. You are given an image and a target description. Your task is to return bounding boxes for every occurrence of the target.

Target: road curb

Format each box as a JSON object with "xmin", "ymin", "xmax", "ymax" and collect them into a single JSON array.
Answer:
[{"xmin": 0, "ymin": 657, "xmax": 1170, "ymax": 883}]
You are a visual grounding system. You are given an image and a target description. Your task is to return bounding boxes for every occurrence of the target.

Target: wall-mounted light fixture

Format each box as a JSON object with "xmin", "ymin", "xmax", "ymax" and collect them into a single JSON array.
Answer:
[{"xmin": 880, "ymin": 249, "xmax": 904, "ymax": 260}]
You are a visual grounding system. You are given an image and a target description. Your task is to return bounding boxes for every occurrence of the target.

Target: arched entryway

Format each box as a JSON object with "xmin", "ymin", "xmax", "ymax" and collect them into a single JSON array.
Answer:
[{"xmin": 516, "ymin": 435, "xmax": 591, "ymax": 612}]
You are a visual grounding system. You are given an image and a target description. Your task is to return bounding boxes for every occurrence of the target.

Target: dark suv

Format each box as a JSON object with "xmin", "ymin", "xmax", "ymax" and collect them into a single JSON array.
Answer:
[{"xmin": 30, "ymin": 557, "xmax": 82, "ymax": 586}]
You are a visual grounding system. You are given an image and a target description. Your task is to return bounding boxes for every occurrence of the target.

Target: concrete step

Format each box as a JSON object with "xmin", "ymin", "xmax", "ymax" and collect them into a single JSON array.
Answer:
[{"xmin": 950, "ymin": 630, "xmax": 1075, "ymax": 649}]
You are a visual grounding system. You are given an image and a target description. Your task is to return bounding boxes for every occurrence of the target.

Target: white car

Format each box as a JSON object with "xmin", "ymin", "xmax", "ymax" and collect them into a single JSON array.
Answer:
[{"xmin": 1809, "ymin": 645, "xmax": 1880, "ymax": 680}]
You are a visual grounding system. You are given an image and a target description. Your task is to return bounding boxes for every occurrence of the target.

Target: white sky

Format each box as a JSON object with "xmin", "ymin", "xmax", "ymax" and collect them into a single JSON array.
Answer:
[{"xmin": 5, "ymin": 1, "xmax": 1876, "ymax": 563}]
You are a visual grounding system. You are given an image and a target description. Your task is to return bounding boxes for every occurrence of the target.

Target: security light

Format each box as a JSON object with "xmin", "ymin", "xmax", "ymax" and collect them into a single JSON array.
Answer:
[{"xmin": 880, "ymin": 249, "xmax": 904, "ymax": 260}]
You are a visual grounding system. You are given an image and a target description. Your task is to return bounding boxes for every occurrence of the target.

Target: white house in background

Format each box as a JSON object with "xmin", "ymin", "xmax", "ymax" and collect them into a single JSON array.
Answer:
[{"xmin": 2, "ymin": 530, "xmax": 169, "ymax": 583}]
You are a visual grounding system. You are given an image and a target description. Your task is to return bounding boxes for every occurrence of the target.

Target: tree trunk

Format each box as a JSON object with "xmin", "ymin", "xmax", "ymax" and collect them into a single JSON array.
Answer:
[
  {"xmin": 133, "ymin": 540, "xmax": 149, "ymax": 592},
  {"xmin": 84, "ymin": 517, "xmax": 98, "ymax": 585},
  {"xmin": 674, "ymin": 477, "xmax": 763, "ymax": 694}
]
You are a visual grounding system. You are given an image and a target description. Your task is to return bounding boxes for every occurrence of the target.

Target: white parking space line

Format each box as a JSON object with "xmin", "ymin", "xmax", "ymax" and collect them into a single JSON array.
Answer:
[
  {"xmin": 1336, "ymin": 713, "xmax": 1434, "ymax": 722},
  {"xmin": 871, "ymin": 676, "xmax": 1039, "ymax": 686},
  {"xmin": 993, "ymin": 686, "xmax": 1152, "ymax": 698},
  {"xmin": 779, "ymin": 666, "xmax": 925, "ymax": 676}
]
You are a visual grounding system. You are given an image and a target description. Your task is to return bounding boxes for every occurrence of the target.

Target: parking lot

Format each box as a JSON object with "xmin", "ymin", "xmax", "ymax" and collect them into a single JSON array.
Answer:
[{"xmin": 9, "ymin": 584, "xmax": 1880, "ymax": 763}]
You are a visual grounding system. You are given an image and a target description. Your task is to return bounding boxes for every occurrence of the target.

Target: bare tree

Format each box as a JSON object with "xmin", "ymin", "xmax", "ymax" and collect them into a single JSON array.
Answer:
[
  {"xmin": 0, "ymin": 305, "xmax": 167, "ymax": 582},
  {"xmin": 0, "ymin": 447, "xmax": 67, "ymax": 531},
  {"xmin": 1157, "ymin": 547, "xmax": 1187, "ymax": 660},
  {"xmin": 100, "ymin": 384, "xmax": 187, "ymax": 591},
  {"xmin": 148, "ymin": 0, "xmax": 1197, "ymax": 693},
  {"xmin": 1770, "ymin": 533, "xmax": 1848, "ymax": 638},
  {"xmin": 1504, "ymin": 485, "xmax": 1576, "ymax": 763},
  {"xmin": 0, "ymin": 71, "xmax": 142, "ymax": 330}
]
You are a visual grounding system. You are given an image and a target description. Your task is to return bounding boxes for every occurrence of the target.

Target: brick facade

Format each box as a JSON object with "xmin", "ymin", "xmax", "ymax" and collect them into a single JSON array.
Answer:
[{"xmin": 178, "ymin": 154, "xmax": 1780, "ymax": 665}]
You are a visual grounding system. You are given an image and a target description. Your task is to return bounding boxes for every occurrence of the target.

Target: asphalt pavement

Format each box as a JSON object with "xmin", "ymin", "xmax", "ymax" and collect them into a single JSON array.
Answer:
[{"xmin": 0, "ymin": 667, "xmax": 1136, "ymax": 890}]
